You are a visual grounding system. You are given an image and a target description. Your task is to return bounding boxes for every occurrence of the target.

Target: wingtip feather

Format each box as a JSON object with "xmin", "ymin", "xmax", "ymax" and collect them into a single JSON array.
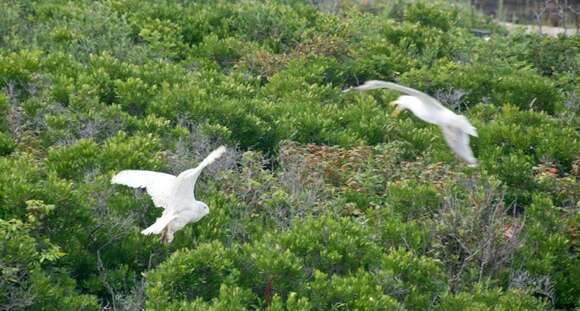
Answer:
[
  {"xmin": 208, "ymin": 145, "xmax": 226, "ymax": 161},
  {"xmin": 458, "ymin": 116, "xmax": 478, "ymax": 137}
]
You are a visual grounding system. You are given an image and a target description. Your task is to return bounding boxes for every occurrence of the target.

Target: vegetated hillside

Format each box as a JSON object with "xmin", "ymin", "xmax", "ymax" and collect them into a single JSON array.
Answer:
[{"xmin": 0, "ymin": 0, "xmax": 578, "ymax": 310}]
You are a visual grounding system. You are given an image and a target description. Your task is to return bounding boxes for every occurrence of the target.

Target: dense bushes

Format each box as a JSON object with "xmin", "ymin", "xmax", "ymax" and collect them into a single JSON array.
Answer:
[
  {"xmin": 146, "ymin": 241, "xmax": 240, "ymax": 308},
  {"xmin": 0, "ymin": 0, "xmax": 578, "ymax": 309},
  {"xmin": 0, "ymin": 218, "xmax": 98, "ymax": 310}
]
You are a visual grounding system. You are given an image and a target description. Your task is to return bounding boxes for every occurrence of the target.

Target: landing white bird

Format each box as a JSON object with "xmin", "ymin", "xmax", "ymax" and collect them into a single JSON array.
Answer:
[
  {"xmin": 111, "ymin": 146, "xmax": 226, "ymax": 243},
  {"xmin": 345, "ymin": 80, "xmax": 478, "ymax": 165}
]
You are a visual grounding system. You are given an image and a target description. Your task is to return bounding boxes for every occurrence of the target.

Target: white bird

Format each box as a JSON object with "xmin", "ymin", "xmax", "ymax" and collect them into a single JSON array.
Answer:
[
  {"xmin": 111, "ymin": 146, "xmax": 226, "ymax": 243},
  {"xmin": 345, "ymin": 80, "xmax": 478, "ymax": 166}
]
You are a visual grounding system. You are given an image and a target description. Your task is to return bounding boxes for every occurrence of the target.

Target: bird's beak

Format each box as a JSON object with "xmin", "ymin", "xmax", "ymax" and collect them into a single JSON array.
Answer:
[{"xmin": 390, "ymin": 101, "xmax": 401, "ymax": 117}]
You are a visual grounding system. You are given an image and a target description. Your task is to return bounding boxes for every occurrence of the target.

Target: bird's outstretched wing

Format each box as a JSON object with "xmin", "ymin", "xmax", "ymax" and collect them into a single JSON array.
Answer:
[
  {"xmin": 170, "ymin": 146, "xmax": 226, "ymax": 209},
  {"xmin": 111, "ymin": 170, "xmax": 176, "ymax": 209},
  {"xmin": 441, "ymin": 126, "xmax": 477, "ymax": 166},
  {"xmin": 348, "ymin": 80, "xmax": 448, "ymax": 112}
]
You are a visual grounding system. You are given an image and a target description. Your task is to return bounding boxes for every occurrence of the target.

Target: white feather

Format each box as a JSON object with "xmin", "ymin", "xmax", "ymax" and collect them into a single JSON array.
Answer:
[
  {"xmin": 442, "ymin": 126, "xmax": 477, "ymax": 165},
  {"xmin": 141, "ymin": 214, "xmax": 177, "ymax": 235},
  {"xmin": 170, "ymin": 146, "xmax": 226, "ymax": 209},
  {"xmin": 111, "ymin": 170, "xmax": 175, "ymax": 209}
]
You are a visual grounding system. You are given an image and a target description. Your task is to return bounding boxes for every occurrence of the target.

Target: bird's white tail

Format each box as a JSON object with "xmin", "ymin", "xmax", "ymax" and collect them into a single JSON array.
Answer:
[
  {"xmin": 456, "ymin": 115, "xmax": 478, "ymax": 137},
  {"xmin": 141, "ymin": 215, "xmax": 176, "ymax": 235}
]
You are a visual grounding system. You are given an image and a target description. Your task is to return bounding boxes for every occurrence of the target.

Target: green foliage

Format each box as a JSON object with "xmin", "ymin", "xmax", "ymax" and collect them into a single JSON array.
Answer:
[
  {"xmin": 0, "ymin": 132, "xmax": 15, "ymax": 156},
  {"xmin": 278, "ymin": 216, "xmax": 382, "ymax": 274},
  {"xmin": 237, "ymin": 239, "xmax": 305, "ymax": 299},
  {"xmin": 0, "ymin": 93, "xmax": 9, "ymax": 131},
  {"xmin": 230, "ymin": 2, "xmax": 313, "ymax": 53},
  {"xmin": 386, "ymin": 180, "xmax": 442, "ymax": 219},
  {"xmin": 307, "ymin": 270, "xmax": 403, "ymax": 310},
  {"xmin": 146, "ymin": 241, "xmax": 239, "ymax": 308},
  {"xmin": 0, "ymin": 154, "xmax": 43, "ymax": 219},
  {"xmin": 401, "ymin": 62, "xmax": 562, "ymax": 113},
  {"xmin": 0, "ymin": 218, "xmax": 98, "ymax": 310},
  {"xmin": 437, "ymin": 284, "xmax": 547, "ymax": 310},
  {"xmin": 46, "ymin": 139, "xmax": 100, "ymax": 179},
  {"xmin": 405, "ymin": 2, "xmax": 457, "ymax": 32},
  {"xmin": 515, "ymin": 195, "xmax": 578, "ymax": 308},
  {"xmin": 381, "ymin": 249, "xmax": 447, "ymax": 309},
  {"xmin": 0, "ymin": 50, "xmax": 42, "ymax": 89},
  {"xmin": 186, "ymin": 284, "xmax": 257, "ymax": 311},
  {"xmin": 476, "ymin": 105, "xmax": 579, "ymax": 203},
  {"xmin": 0, "ymin": 0, "xmax": 578, "ymax": 309},
  {"xmin": 267, "ymin": 293, "xmax": 311, "ymax": 311}
]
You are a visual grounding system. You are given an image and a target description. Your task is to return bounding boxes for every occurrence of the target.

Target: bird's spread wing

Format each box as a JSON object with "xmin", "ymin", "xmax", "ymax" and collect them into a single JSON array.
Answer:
[
  {"xmin": 111, "ymin": 170, "xmax": 176, "ymax": 209},
  {"xmin": 454, "ymin": 115, "xmax": 478, "ymax": 137},
  {"xmin": 441, "ymin": 126, "xmax": 477, "ymax": 166},
  {"xmin": 170, "ymin": 146, "xmax": 226, "ymax": 209},
  {"xmin": 350, "ymin": 80, "xmax": 448, "ymax": 111}
]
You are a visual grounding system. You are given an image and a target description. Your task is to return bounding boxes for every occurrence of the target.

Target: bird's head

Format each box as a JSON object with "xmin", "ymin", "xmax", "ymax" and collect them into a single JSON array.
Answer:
[
  {"xmin": 389, "ymin": 100, "xmax": 402, "ymax": 117},
  {"xmin": 192, "ymin": 201, "xmax": 210, "ymax": 220},
  {"xmin": 199, "ymin": 202, "xmax": 210, "ymax": 216},
  {"xmin": 389, "ymin": 95, "xmax": 416, "ymax": 117},
  {"xmin": 389, "ymin": 97, "xmax": 405, "ymax": 117}
]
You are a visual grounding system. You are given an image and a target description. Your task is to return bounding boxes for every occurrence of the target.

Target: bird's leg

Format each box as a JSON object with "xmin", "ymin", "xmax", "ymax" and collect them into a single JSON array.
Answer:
[
  {"xmin": 160, "ymin": 225, "xmax": 174, "ymax": 244},
  {"xmin": 160, "ymin": 227, "xmax": 168, "ymax": 244},
  {"xmin": 166, "ymin": 230, "xmax": 174, "ymax": 244}
]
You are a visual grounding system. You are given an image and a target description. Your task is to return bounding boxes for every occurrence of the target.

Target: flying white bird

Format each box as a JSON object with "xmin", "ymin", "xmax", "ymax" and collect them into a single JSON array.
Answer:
[
  {"xmin": 111, "ymin": 146, "xmax": 226, "ymax": 243},
  {"xmin": 345, "ymin": 80, "xmax": 478, "ymax": 165}
]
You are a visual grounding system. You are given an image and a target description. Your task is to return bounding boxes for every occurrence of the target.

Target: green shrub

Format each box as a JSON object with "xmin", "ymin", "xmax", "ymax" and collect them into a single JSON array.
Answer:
[
  {"xmin": 371, "ymin": 212, "xmax": 430, "ymax": 253},
  {"xmin": 0, "ymin": 1, "xmax": 22, "ymax": 47},
  {"xmin": 46, "ymin": 139, "xmax": 99, "ymax": 179},
  {"xmin": 113, "ymin": 77, "xmax": 155, "ymax": 115},
  {"xmin": 1, "ymin": 0, "xmax": 578, "ymax": 309},
  {"xmin": 0, "ymin": 93, "xmax": 9, "ymax": 131},
  {"xmin": 278, "ymin": 216, "xmax": 382, "ymax": 274},
  {"xmin": 184, "ymin": 284, "xmax": 257, "ymax": 311},
  {"xmin": 146, "ymin": 241, "xmax": 239, "ymax": 308},
  {"xmin": 307, "ymin": 270, "xmax": 403, "ymax": 310},
  {"xmin": 138, "ymin": 18, "xmax": 187, "ymax": 60},
  {"xmin": 401, "ymin": 61, "xmax": 562, "ymax": 113},
  {"xmin": 405, "ymin": 2, "xmax": 457, "ymax": 31},
  {"xmin": 516, "ymin": 195, "xmax": 578, "ymax": 308},
  {"xmin": 0, "ymin": 132, "xmax": 15, "ymax": 156},
  {"xmin": 436, "ymin": 284, "xmax": 547, "ymax": 310},
  {"xmin": 347, "ymin": 33, "xmax": 416, "ymax": 82},
  {"xmin": 237, "ymin": 237, "xmax": 304, "ymax": 299},
  {"xmin": 32, "ymin": 1, "xmax": 152, "ymax": 62},
  {"xmin": 381, "ymin": 249, "xmax": 447, "ymax": 309},
  {"xmin": 0, "ymin": 154, "xmax": 43, "ymax": 219},
  {"xmin": 491, "ymin": 68, "xmax": 562, "ymax": 114},
  {"xmin": 501, "ymin": 33, "xmax": 580, "ymax": 78},
  {"xmin": 267, "ymin": 292, "xmax": 312, "ymax": 310},
  {"xmin": 477, "ymin": 105, "xmax": 579, "ymax": 203},
  {"xmin": 0, "ymin": 50, "xmax": 42, "ymax": 90},
  {"xmin": 386, "ymin": 180, "xmax": 442, "ymax": 219},
  {"xmin": 229, "ymin": 2, "xmax": 312, "ymax": 52},
  {"xmin": 192, "ymin": 35, "xmax": 257, "ymax": 69},
  {"xmin": 99, "ymin": 132, "xmax": 164, "ymax": 173},
  {"xmin": 0, "ymin": 218, "xmax": 98, "ymax": 310}
]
